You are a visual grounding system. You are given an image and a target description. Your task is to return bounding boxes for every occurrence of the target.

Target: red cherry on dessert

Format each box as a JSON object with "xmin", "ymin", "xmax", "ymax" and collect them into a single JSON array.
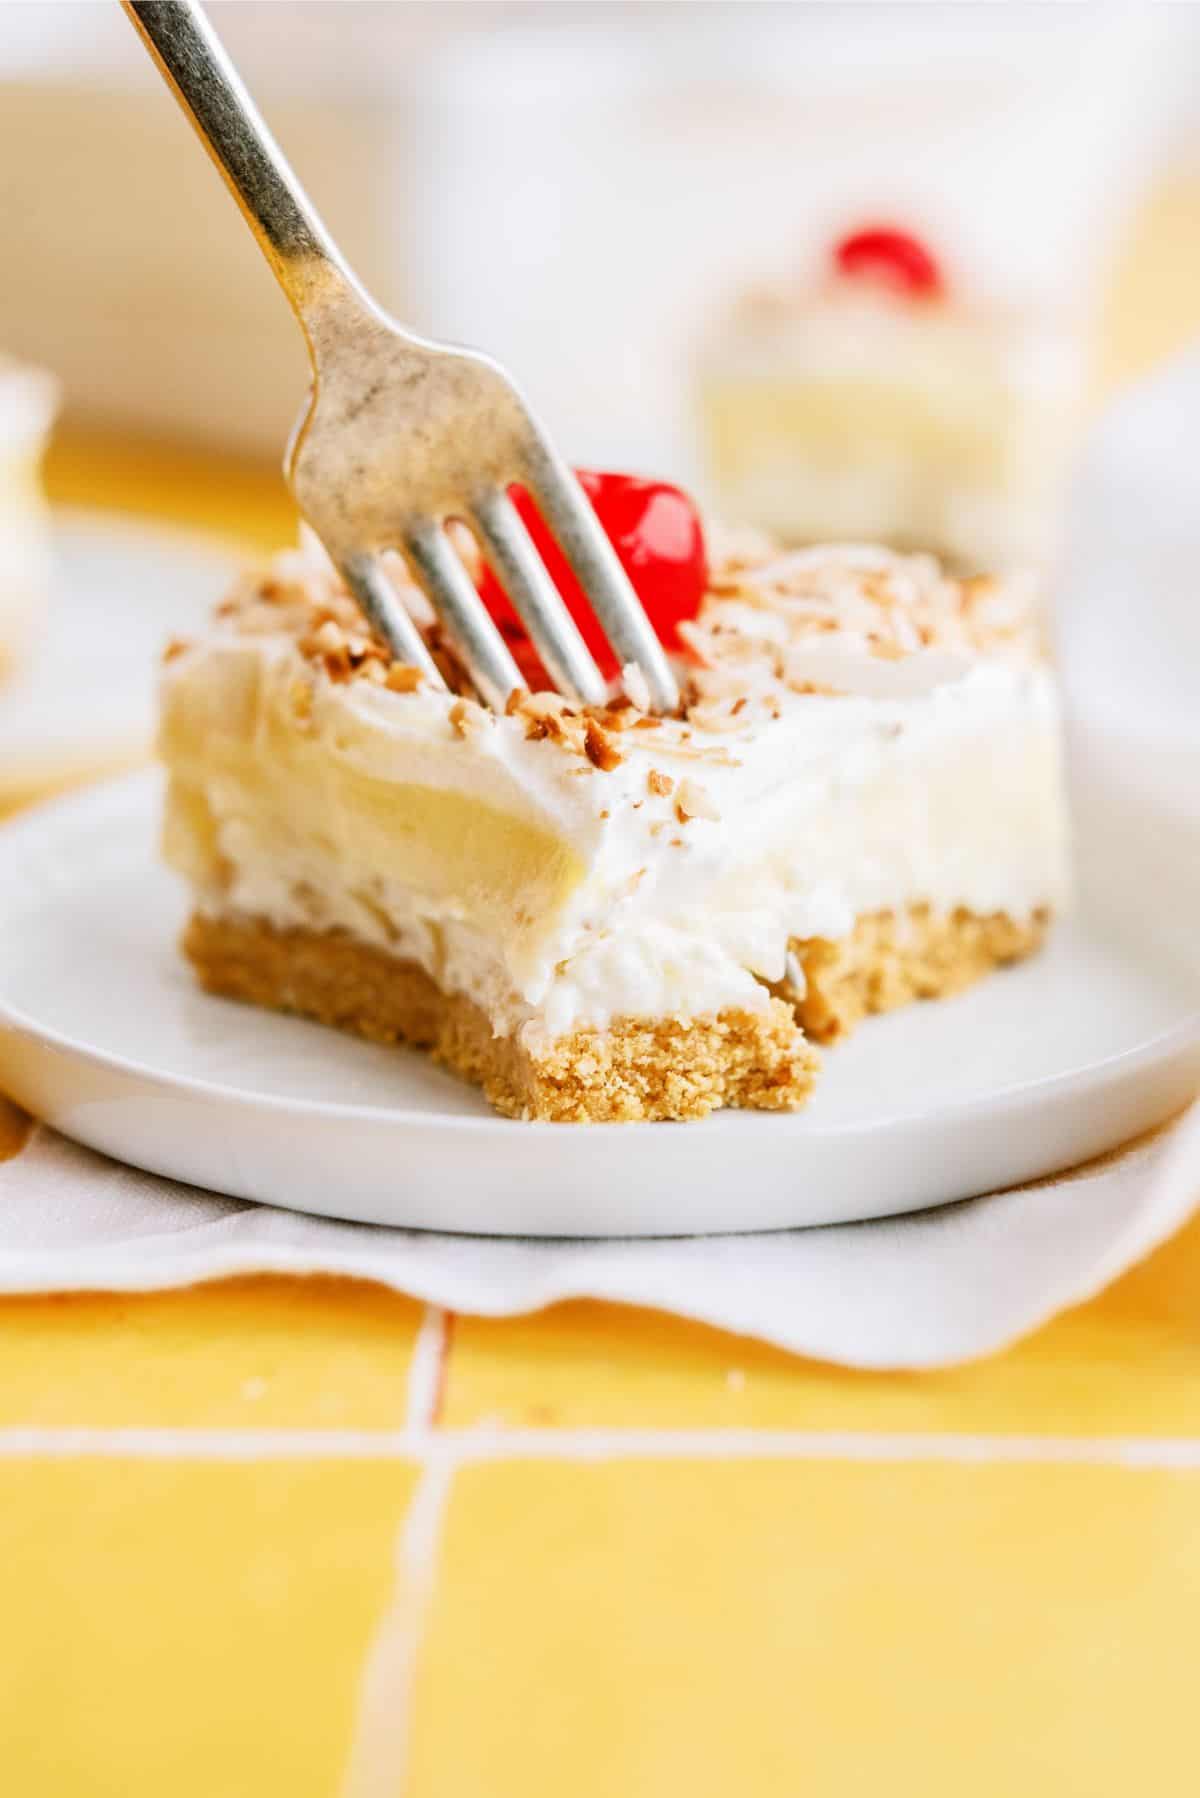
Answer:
[
  {"xmin": 478, "ymin": 470, "xmax": 708, "ymax": 683},
  {"xmin": 833, "ymin": 226, "xmax": 944, "ymax": 300}
]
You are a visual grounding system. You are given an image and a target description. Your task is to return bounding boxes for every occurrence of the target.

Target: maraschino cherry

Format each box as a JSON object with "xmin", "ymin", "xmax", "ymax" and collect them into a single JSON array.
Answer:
[
  {"xmin": 833, "ymin": 226, "xmax": 944, "ymax": 300},
  {"xmin": 478, "ymin": 471, "xmax": 707, "ymax": 685}
]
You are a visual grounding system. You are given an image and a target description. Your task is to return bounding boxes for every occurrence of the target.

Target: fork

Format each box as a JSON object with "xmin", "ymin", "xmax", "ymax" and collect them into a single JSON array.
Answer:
[{"xmin": 122, "ymin": 0, "xmax": 679, "ymax": 713}]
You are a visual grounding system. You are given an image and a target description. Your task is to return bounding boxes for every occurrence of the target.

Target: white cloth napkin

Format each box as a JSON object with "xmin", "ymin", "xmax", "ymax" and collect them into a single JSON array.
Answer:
[
  {"xmin": 1, "ymin": 1105, "xmax": 1198, "ymax": 1368},
  {"xmin": 4, "ymin": 353, "xmax": 1200, "ymax": 1369}
]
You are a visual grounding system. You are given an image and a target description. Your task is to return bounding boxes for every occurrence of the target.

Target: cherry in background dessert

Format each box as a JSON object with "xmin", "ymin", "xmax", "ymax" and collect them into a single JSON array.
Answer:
[
  {"xmin": 832, "ymin": 225, "xmax": 945, "ymax": 300},
  {"xmin": 478, "ymin": 471, "xmax": 708, "ymax": 686}
]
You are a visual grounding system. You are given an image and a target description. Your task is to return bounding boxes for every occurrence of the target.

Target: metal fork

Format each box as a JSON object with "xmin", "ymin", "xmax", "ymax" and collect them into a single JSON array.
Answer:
[{"xmin": 122, "ymin": 0, "xmax": 679, "ymax": 713}]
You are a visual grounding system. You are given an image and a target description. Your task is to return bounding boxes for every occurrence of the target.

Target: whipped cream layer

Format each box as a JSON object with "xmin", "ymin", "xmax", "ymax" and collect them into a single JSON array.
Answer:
[{"xmin": 161, "ymin": 539, "xmax": 1068, "ymax": 1042}]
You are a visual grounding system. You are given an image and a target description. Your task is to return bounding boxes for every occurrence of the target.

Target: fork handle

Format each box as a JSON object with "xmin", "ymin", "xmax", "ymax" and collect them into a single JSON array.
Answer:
[{"xmin": 122, "ymin": 0, "xmax": 369, "ymax": 339}]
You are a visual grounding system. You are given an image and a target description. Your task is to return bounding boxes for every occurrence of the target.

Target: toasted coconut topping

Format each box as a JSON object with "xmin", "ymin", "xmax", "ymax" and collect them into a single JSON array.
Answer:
[
  {"xmin": 684, "ymin": 538, "xmax": 1044, "ymax": 712},
  {"xmin": 675, "ymin": 777, "xmax": 721, "ymax": 823},
  {"xmin": 198, "ymin": 519, "xmax": 1045, "ymax": 770},
  {"xmin": 584, "ymin": 718, "xmax": 624, "ymax": 772},
  {"xmin": 449, "ymin": 698, "xmax": 490, "ymax": 740},
  {"xmin": 621, "ymin": 661, "xmax": 652, "ymax": 712}
]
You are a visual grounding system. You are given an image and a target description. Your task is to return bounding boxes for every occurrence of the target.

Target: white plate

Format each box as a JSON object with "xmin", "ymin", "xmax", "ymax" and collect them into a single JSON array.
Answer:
[
  {"xmin": 0, "ymin": 509, "xmax": 238, "ymax": 803},
  {"xmin": 1, "ymin": 770, "xmax": 1198, "ymax": 1236}
]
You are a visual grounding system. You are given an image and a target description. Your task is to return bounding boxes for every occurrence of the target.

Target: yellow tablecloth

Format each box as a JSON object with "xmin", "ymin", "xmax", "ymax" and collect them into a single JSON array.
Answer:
[{"xmin": 4, "ymin": 179, "xmax": 1200, "ymax": 1795}]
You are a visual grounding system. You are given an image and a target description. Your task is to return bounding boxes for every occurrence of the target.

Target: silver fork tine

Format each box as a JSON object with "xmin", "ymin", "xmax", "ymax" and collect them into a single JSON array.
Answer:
[
  {"xmin": 402, "ymin": 522, "xmax": 525, "ymax": 710},
  {"xmin": 472, "ymin": 491, "xmax": 607, "ymax": 708},
  {"xmin": 342, "ymin": 552, "xmax": 444, "ymax": 687},
  {"xmin": 524, "ymin": 448, "xmax": 680, "ymax": 714}
]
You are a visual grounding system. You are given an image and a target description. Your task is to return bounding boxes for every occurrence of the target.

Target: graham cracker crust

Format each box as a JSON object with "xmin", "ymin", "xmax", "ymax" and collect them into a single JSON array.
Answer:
[
  {"xmin": 182, "ymin": 913, "xmax": 819, "ymax": 1123},
  {"xmin": 784, "ymin": 904, "xmax": 1049, "ymax": 1045},
  {"xmin": 182, "ymin": 902, "xmax": 1047, "ymax": 1121}
]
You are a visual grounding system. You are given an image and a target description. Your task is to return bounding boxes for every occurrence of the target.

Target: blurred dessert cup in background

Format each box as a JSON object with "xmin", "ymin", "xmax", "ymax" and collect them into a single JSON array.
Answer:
[
  {"xmin": 0, "ymin": 356, "xmax": 57, "ymax": 682},
  {"xmin": 696, "ymin": 225, "xmax": 1084, "ymax": 573}
]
